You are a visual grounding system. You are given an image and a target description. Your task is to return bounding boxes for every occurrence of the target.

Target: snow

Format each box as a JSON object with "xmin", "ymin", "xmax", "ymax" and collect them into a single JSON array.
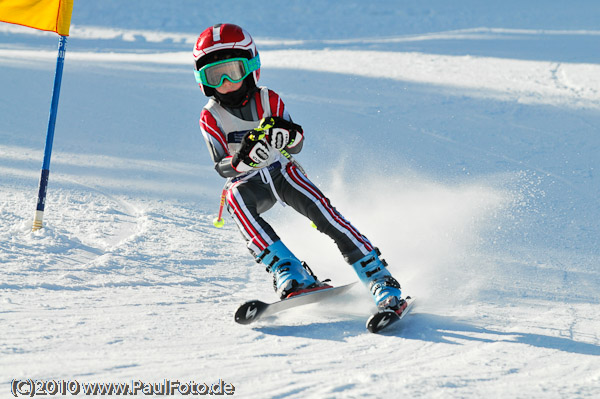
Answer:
[{"xmin": 1, "ymin": 1, "xmax": 599, "ymax": 397}]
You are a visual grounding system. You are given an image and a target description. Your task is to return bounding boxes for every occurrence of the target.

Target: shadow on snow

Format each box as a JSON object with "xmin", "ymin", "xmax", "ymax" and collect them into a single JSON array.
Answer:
[{"xmin": 254, "ymin": 312, "xmax": 600, "ymax": 357}]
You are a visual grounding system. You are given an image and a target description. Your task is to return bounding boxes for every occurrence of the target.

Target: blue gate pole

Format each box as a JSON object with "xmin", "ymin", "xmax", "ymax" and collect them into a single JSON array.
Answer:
[{"xmin": 32, "ymin": 35, "xmax": 67, "ymax": 231}]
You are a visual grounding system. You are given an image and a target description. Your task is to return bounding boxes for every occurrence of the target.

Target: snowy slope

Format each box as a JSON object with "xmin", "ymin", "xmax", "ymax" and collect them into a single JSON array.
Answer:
[{"xmin": 1, "ymin": 1, "xmax": 600, "ymax": 398}]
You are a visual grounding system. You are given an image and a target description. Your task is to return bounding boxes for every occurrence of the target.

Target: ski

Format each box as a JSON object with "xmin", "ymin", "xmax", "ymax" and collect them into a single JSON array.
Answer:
[
  {"xmin": 366, "ymin": 296, "xmax": 415, "ymax": 333},
  {"xmin": 234, "ymin": 282, "xmax": 357, "ymax": 325}
]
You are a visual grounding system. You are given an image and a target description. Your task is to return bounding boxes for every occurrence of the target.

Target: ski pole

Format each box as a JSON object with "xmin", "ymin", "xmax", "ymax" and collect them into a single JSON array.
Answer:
[{"xmin": 213, "ymin": 187, "xmax": 227, "ymax": 228}]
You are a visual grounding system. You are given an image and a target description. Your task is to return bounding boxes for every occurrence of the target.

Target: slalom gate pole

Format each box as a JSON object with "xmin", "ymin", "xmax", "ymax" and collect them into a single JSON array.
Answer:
[{"xmin": 32, "ymin": 35, "xmax": 68, "ymax": 231}]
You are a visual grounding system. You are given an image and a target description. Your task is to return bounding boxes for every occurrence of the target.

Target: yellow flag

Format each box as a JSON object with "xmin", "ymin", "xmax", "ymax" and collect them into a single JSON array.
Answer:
[{"xmin": 0, "ymin": 0, "xmax": 74, "ymax": 36}]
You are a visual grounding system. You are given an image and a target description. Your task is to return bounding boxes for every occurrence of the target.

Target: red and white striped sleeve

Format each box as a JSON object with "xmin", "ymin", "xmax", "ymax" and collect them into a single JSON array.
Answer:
[
  {"xmin": 199, "ymin": 108, "xmax": 229, "ymax": 163},
  {"xmin": 267, "ymin": 89, "xmax": 291, "ymax": 120}
]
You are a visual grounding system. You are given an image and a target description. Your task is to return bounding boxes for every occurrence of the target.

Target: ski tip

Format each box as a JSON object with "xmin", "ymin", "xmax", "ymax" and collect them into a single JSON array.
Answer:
[
  {"xmin": 234, "ymin": 300, "xmax": 266, "ymax": 325},
  {"xmin": 366, "ymin": 296, "xmax": 415, "ymax": 333},
  {"xmin": 366, "ymin": 309, "xmax": 399, "ymax": 333}
]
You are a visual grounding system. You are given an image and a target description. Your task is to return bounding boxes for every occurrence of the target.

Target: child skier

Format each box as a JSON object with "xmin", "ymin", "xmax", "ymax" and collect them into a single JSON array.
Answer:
[{"xmin": 193, "ymin": 23, "xmax": 404, "ymax": 311}]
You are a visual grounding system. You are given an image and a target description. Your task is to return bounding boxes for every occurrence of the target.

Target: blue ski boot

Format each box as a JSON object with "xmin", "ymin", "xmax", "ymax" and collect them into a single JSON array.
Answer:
[
  {"xmin": 257, "ymin": 241, "xmax": 319, "ymax": 299},
  {"xmin": 351, "ymin": 248, "xmax": 403, "ymax": 310}
]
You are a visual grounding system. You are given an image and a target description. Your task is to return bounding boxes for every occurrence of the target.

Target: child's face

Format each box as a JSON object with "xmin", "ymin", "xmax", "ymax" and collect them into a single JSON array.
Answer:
[{"xmin": 215, "ymin": 79, "xmax": 243, "ymax": 94}]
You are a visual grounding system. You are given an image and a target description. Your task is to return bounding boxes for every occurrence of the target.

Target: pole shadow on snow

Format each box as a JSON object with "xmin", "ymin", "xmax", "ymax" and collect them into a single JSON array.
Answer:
[{"xmin": 392, "ymin": 313, "xmax": 600, "ymax": 357}]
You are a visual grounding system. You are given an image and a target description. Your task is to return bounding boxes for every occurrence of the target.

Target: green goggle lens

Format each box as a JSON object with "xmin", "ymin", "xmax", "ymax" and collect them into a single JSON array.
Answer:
[{"xmin": 195, "ymin": 56, "xmax": 260, "ymax": 88}]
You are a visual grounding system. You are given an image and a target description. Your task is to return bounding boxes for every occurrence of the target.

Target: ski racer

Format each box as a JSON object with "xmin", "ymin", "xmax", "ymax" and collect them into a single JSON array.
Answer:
[{"xmin": 193, "ymin": 23, "xmax": 404, "ymax": 311}]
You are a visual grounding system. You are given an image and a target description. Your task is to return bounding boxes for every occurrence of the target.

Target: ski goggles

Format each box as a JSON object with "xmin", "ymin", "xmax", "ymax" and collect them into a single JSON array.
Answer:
[{"xmin": 194, "ymin": 56, "xmax": 261, "ymax": 88}]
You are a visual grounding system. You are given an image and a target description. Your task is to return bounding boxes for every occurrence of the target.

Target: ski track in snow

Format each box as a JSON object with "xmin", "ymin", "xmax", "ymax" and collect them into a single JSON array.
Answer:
[{"xmin": 2, "ymin": 2, "xmax": 600, "ymax": 398}]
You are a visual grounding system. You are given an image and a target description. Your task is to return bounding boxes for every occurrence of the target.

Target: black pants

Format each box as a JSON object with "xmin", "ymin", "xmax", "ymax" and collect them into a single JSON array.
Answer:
[{"xmin": 226, "ymin": 162, "xmax": 374, "ymax": 264}]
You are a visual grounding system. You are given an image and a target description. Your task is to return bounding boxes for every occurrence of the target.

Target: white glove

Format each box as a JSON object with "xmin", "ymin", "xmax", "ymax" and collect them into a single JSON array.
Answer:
[
  {"xmin": 259, "ymin": 117, "xmax": 304, "ymax": 151},
  {"xmin": 231, "ymin": 130, "xmax": 278, "ymax": 172}
]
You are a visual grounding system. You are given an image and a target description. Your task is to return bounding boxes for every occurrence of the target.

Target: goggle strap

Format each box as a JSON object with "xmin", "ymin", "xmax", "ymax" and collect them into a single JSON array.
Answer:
[{"xmin": 246, "ymin": 55, "xmax": 261, "ymax": 73}]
